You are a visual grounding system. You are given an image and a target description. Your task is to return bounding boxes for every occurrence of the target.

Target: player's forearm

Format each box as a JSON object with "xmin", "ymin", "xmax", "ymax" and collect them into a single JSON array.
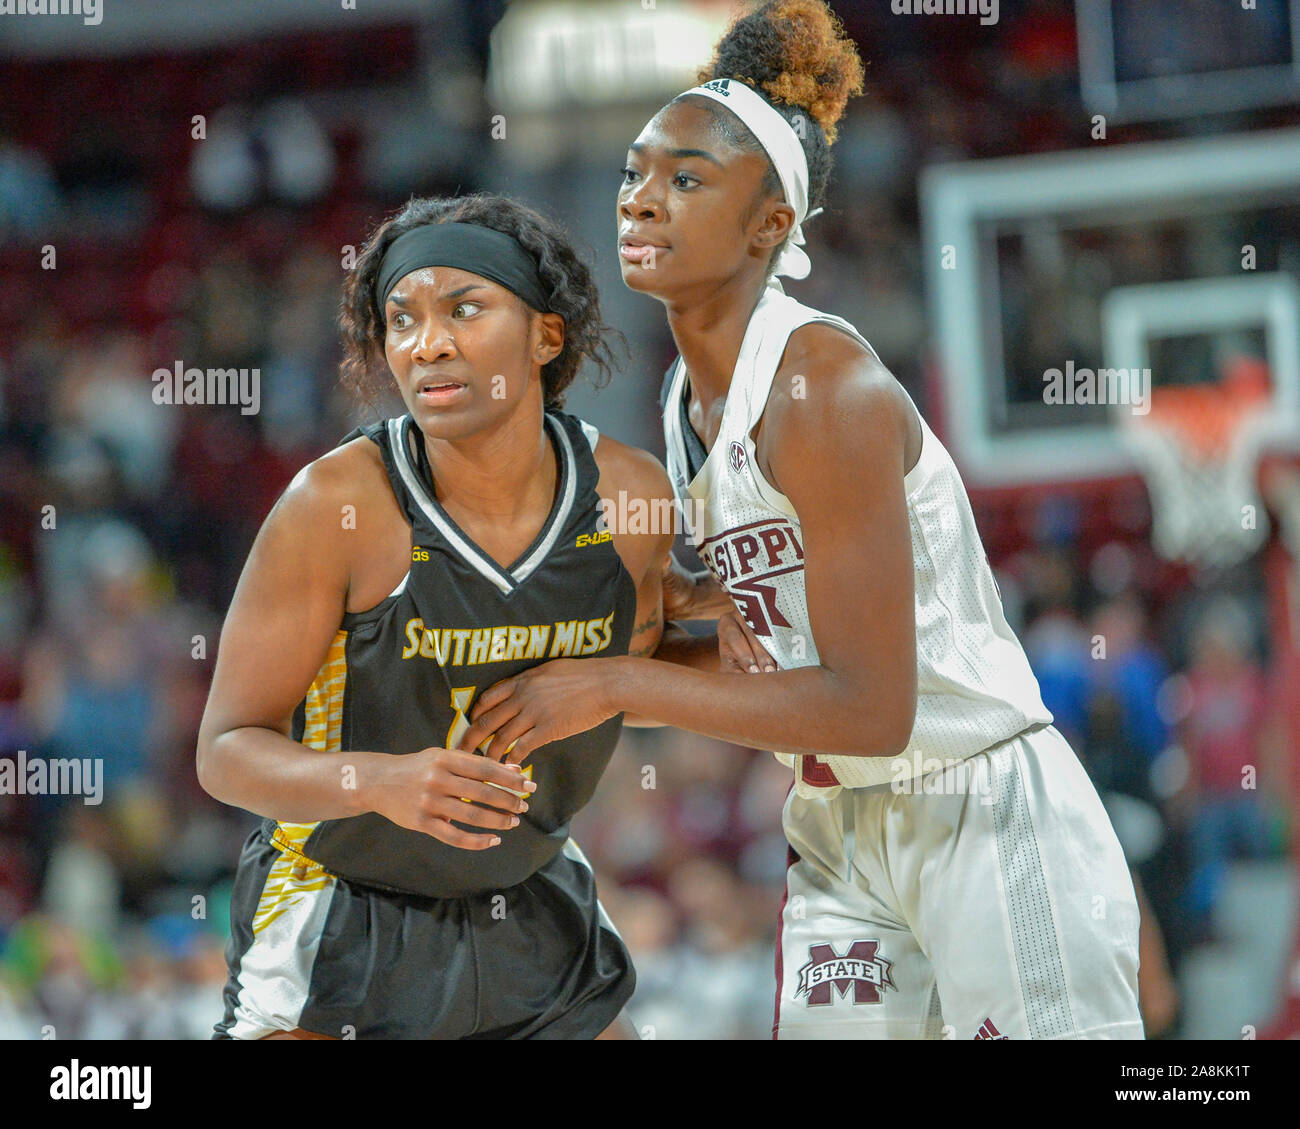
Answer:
[
  {"xmin": 605, "ymin": 657, "xmax": 911, "ymax": 758},
  {"xmin": 651, "ymin": 623, "xmax": 721, "ymax": 671},
  {"xmin": 197, "ymin": 725, "xmax": 387, "ymax": 822},
  {"xmin": 622, "ymin": 625, "xmax": 718, "ymax": 725}
]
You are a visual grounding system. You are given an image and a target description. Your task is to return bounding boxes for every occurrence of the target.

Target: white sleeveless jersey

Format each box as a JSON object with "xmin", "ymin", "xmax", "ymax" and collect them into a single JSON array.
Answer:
[{"xmin": 662, "ymin": 282, "xmax": 1052, "ymax": 798}]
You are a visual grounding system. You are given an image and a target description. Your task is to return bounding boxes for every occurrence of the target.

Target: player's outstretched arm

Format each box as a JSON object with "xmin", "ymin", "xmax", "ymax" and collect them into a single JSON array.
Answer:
[
  {"xmin": 460, "ymin": 334, "xmax": 919, "ymax": 762},
  {"xmin": 196, "ymin": 444, "xmax": 531, "ymax": 850}
]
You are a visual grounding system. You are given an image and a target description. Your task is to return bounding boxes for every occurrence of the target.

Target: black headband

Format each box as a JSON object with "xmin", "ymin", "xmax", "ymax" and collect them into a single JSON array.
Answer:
[{"xmin": 375, "ymin": 222, "xmax": 551, "ymax": 319}]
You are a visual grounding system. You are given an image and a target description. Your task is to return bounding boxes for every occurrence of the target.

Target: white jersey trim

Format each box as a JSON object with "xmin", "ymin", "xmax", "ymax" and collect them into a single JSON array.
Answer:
[
  {"xmin": 512, "ymin": 417, "xmax": 579, "ymax": 584},
  {"xmin": 387, "ymin": 414, "xmax": 576, "ymax": 595}
]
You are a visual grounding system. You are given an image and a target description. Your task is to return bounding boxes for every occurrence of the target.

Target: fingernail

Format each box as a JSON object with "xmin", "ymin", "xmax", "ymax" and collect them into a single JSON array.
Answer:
[
  {"xmin": 490, "ymin": 837, "xmax": 501, "ymax": 846},
  {"xmin": 519, "ymin": 802, "xmax": 529, "ymax": 812},
  {"xmin": 510, "ymin": 817, "xmax": 519, "ymax": 827},
  {"xmin": 509, "ymin": 764, "xmax": 523, "ymax": 772},
  {"xmin": 765, "ymin": 666, "xmax": 775, "ymax": 672},
  {"xmin": 524, "ymin": 781, "xmax": 538, "ymax": 792},
  {"xmin": 749, "ymin": 665, "xmax": 759, "ymax": 673}
]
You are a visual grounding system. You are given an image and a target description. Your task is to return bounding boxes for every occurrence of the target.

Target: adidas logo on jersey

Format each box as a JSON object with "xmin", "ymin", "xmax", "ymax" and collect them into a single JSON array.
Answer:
[
  {"xmin": 575, "ymin": 530, "xmax": 613, "ymax": 548},
  {"xmin": 974, "ymin": 1017, "xmax": 1009, "ymax": 1039}
]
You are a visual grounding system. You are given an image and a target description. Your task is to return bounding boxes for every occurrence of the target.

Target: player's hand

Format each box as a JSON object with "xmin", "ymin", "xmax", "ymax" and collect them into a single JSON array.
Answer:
[
  {"xmin": 458, "ymin": 659, "xmax": 619, "ymax": 765},
  {"xmin": 661, "ymin": 551, "xmax": 731, "ymax": 621},
  {"xmin": 718, "ymin": 609, "xmax": 777, "ymax": 673},
  {"xmin": 362, "ymin": 746, "xmax": 536, "ymax": 850}
]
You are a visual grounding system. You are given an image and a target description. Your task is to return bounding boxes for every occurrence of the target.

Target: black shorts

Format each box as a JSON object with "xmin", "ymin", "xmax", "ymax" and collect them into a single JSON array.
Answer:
[{"xmin": 213, "ymin": 826, "xmax": 634, "ymax": 1039}]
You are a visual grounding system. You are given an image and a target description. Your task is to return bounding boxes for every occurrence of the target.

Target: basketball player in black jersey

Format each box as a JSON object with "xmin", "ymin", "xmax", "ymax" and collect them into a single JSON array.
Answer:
[{"xmin": 197, "ymin": 194, "xmax": 678, "ymax": 1039}]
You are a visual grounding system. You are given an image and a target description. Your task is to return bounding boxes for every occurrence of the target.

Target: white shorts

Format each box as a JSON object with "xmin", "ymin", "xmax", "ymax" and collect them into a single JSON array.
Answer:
[{"xmin": 774, "ymin": 724, "xmax": 1143, "ymax": 1040}]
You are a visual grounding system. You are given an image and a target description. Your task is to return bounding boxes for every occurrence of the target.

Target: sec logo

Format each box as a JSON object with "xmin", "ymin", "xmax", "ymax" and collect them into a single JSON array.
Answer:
[{"xmin": 728, "ymin": 441, "xmax": 746, "ymax": 472}]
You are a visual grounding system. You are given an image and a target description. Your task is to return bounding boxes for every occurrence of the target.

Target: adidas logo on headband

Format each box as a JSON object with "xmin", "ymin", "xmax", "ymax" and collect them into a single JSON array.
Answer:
[{"xmin": 684, "ymin": 75, "xmax": 815, "ymax": 280}]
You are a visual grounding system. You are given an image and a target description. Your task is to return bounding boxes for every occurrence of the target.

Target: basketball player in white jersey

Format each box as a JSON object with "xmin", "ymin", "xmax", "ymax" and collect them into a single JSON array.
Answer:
[{"xmin": 461, "ymin": 0, "xmax": 1143, "ymax": 1039}]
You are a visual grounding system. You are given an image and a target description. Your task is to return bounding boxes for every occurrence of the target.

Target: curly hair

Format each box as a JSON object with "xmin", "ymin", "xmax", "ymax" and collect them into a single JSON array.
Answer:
[
  {"xmin": 675, "ymin": 0, "xmax": 865, "ymax": 271},
  {"xmin": 339, "ymin": 193, "xmax": 624, "ymax": 410}
]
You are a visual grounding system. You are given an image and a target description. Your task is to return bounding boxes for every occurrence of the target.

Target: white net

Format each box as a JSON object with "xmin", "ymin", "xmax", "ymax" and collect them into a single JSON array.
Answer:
[{"xmin": 1120, "ymin": 407, "xmax": 1273, "ymax": 571}]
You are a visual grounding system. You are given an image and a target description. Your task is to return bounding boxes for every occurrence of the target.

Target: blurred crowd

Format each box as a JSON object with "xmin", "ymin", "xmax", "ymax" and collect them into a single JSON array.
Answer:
[{"xmin": 0, "ymin": 1, "xmax": 1296, "ymax": 1040}]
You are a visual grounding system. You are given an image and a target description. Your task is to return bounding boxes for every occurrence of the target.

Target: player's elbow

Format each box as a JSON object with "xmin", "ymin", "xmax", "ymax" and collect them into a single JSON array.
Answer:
[
  {"xmin": 195, "ymin": 725, "xmax": 233, "ymax": 803},
  {"xmin": 879, "ymin": 681, "xmax": 919, "ymax": 758},
  {"xmin": 195, "ymin": 736, "xmax": 219, "ymax": 800},
  {"xmin": 877, "ymin": 712, "xmax": 915, "ymax": 760},
  {"xmin": 839, "ymin": 712, "xmax": 912, "ymax": 760},
  {"xmin": 838, "ymin": 674, "xmax": 916, "ymax": 759},
  {"xmin": 874, "ymin": 654, "xmax": 918, "ymax": 754}
]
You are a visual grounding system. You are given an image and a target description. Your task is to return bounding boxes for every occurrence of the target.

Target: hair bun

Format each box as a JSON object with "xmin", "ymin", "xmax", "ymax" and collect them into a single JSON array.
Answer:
[{"xmin": 698, "ymin": 0, "xmax": 865, "ymax": 144}]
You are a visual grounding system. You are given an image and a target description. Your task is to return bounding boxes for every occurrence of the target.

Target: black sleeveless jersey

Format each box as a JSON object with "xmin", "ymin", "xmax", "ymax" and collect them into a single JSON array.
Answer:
[{"xmin": 267, "ymin": 410, "xmax": 637, "ymax": 899}]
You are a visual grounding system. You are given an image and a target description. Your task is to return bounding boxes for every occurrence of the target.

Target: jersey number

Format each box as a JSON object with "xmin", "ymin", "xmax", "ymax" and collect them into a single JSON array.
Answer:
[{"xmin": 800, "ymin": 755, "xmax": 841, "ymax": 788}]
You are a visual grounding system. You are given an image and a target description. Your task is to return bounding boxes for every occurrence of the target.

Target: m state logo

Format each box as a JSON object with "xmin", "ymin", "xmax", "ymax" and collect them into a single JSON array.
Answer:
[{"xmin": 795, "ymin": 940, "xmax": 895, "ymax": 1006}]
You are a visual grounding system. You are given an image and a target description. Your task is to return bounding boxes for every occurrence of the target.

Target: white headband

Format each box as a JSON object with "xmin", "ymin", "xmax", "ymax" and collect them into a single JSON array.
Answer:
[{"xmin": 680, "ymin": 78, "xmax": 820, "ymax": 280}]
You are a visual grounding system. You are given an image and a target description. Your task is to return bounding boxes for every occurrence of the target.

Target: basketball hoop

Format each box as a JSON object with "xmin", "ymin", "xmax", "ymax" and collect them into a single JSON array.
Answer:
[{"xmin": 1117, "ymin": 364, "xmax": 1273, "ymax": 571}]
